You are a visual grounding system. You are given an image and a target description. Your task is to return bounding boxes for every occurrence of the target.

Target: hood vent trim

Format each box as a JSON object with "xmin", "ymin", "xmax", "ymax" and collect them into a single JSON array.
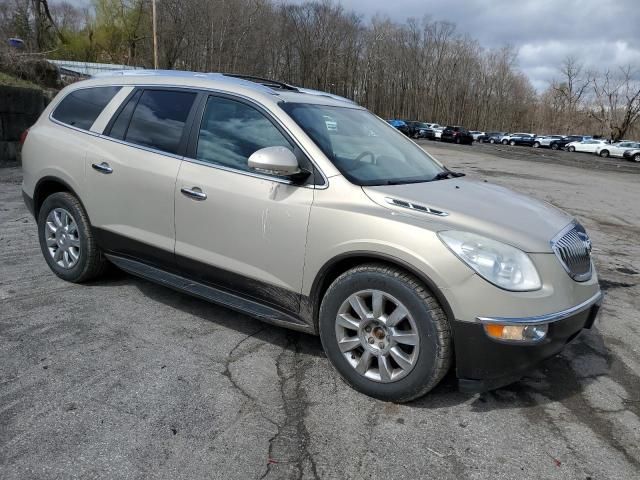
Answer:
[{"xmin": 385, "ymin": 197, "xmax": 449, "ymax": 217}]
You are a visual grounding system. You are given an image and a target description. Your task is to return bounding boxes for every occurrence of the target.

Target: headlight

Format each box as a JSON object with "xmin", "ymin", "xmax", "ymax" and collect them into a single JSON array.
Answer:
[{"xmin": 438, "ymin": 231, "xmax": 541, "ymax": 291}]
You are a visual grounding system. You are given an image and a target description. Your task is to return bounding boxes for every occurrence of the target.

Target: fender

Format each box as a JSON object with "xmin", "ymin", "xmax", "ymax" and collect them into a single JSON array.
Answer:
[{"xmin": 308, "ymin": 250, "xmax": 456, "ymax": 330}]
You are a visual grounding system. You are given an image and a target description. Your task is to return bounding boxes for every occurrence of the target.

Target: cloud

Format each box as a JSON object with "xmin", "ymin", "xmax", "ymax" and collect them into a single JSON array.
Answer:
[{"xmin": 313, "ymin": 0, "xmax": 640, "ymax": 91}]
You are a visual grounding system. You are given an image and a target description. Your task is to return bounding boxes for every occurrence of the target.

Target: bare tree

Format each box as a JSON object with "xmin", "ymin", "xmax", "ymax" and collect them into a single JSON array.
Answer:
[{"xmin": 589, "ymin": 66, "xmax": 640, "ymax": 141}]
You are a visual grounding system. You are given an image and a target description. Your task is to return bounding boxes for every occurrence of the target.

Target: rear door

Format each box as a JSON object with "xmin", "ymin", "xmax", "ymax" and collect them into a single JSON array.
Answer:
[
  {"xmin": 85, "ymin": 88, "xmax": 198, "ymax": 267},
  {"xmin": 174, "ymin": 94, "xmax": 316, "ymax": 314}
]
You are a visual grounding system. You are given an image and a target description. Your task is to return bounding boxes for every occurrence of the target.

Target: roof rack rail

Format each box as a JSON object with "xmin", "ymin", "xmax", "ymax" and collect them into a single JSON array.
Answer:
[
  {"xmin": 223, "ymin": 73, "xmax": 299, "ymax": 91},
  {"xmin": 295, "ymin": 87, "xmax": 356, "ymax": 104}
]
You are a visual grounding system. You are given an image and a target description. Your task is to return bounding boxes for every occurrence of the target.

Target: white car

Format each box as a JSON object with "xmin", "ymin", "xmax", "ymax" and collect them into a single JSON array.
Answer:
[
  {"xmin": 433, "ymin": 127, "xmax": 444, "ymax": 139},
  {"xmin": 532, "ymin": 135, "xmax": 564, "ymax": 148},
  {"xmin": 595, "ymin": 141, "xmax": 640, "ymax": 158},
  {"xmin": 469, "ymin": 131, "xmax": 485, "ymax": 141},
  {"xmin": 500, "ymin": 132, "xmax": 535, "ymax": 145},
  {"xmin": 565, "ymin": 139, "xmax": 608, "ymax": 153}
]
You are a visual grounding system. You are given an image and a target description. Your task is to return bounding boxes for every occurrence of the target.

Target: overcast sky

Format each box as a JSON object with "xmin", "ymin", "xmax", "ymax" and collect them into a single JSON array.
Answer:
[
  {"xmin": 62, "ymin": 0, "xmax": 640, "ymax": 92},
  {"xmin": 326, "ymin": 0, "xmax": 640, "ymax": 91}
]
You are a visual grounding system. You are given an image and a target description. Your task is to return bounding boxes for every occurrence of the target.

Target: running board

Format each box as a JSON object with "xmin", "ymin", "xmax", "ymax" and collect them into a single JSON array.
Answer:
[{"xmin": 105, "ymin": 254, "xmax": 312, "ymax": 333}]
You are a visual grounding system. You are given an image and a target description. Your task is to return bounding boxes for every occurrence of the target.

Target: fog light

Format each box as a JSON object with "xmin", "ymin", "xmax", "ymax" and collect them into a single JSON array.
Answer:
[{"xmin": 484, "ymin": 323, "xmax": 548, "ymax": 342}]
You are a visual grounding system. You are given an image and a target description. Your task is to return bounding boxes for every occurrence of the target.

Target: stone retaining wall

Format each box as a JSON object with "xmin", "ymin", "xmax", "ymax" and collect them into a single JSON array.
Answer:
[{"xmin": 0, "ymin": 86, "xmax": 49, "ymax": 166}]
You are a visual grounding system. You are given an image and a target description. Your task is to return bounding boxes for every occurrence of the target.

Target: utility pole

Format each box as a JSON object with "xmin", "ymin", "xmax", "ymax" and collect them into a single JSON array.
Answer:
[{"xmin": 152, "ymin": 0, "xmax": 158, "ymax": 69}]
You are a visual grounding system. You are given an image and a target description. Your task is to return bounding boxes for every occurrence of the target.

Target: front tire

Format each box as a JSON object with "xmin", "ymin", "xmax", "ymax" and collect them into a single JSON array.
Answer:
[
  {"xmin": 599, "ymin": 150, "xmax": 609, "ymax": 157},
  {"xmin": 551, "ymin": 143, "xmax": 559, "ymax": 150},
  {"xmin": 489, "ymin": 139, "xmax": 495, "ymax": 144},
  {"xmin": 38, "ymin": 192, "xmax": 108, "ymax": 283},
  {"xmin": 533, "ymin": 142, "xmax": 540, "ymax": 148},
  {"xmin": 502, "ymin": 139, "xmax": 508, "ymax": 145},
  {"xmin": 319, "ymin": 264, "xmax": 452, "ymax": 402},
  {"xmin": 509, "ymin": 140, "xmax": 516, "ymax": 146},
  {"xmin": 568, "ymin": 146, "xmax": 576, "ymax": 152},
  {"xmin": 634, "ymin": 153, "xmax": 640, "ymax": 162}
]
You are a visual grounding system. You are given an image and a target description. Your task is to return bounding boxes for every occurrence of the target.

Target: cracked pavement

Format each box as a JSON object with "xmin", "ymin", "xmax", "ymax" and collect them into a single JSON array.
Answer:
[{"xmin": 1, "ymin": 142, "xmax": 639, "ymax": 479}]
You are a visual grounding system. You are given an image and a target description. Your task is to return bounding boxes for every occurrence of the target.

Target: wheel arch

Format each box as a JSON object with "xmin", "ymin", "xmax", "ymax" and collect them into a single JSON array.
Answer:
[
  {"xmin": 33, "ymin": 176, "xmax": 85, "ymax": 219},
  {"xmin": 308, "ymin": 251, "xmax": 455, "ymax": 332}
]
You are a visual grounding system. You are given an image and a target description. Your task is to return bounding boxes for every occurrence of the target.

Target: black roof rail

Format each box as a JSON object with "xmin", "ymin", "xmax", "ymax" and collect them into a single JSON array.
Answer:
[{"xmin": 223, "ymin": 73, "xmax": 299, "ymax": 91}]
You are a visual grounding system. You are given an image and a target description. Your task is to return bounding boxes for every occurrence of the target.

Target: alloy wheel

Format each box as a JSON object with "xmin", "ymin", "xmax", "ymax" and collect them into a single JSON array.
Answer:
[
  {"xmin": 334, "ymin": 290, "xmax": 420, "ymax": 383},
  {"xmin": 45, "ymin": 208, "xmax": 81, "ymax": 269}
]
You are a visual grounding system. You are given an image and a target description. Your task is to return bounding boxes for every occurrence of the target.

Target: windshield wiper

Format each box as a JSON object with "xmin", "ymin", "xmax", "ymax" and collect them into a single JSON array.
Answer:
[{"xmin": 432, "ymin": 171, "xmax": 465, "ymax": 181}]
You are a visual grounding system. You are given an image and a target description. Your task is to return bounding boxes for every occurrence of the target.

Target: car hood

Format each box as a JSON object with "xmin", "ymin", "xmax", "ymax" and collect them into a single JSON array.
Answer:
[{"xmin": 363, "ymin": 177, "xmax": 573, "ymax": 253}]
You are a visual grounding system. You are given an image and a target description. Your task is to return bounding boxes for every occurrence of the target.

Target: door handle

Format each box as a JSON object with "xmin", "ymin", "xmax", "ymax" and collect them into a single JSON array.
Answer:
[
  {"xmin": 181, "ymin": 187, "xmax": 207, "ymax": 201},
  {"xmin": 91, "ymin": 162, "xmax": 113, "ymax": 174}
]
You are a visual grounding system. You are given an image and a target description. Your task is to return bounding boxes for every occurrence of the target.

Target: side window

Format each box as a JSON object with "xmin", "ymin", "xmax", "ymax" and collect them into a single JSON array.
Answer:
[
  {"xmin": 124, "ymin": 89, "xmax": 196, "ymax": 155},
  {"xmin": 108, "ymin": 89, "xmax": 142, "ymax": 140},
  {"xmin": 52, "ymin": 86, "xmax": 121, "ymax": 130},
  {"xmin": 196, "ymin": 96, "xmax": 292, "ymax": 172}
]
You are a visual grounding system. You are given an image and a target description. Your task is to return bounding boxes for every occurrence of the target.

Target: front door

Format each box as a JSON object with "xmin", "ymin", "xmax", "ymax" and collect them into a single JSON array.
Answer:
[{"xmin": 174, "ymin": 94, "xmax": 314, "ymax": 314}]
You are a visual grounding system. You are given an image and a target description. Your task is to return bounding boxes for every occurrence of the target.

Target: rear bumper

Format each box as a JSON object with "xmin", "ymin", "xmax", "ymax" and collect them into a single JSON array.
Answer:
[{"xmin": 453, "ymin": 291, "xmax": 603, "ymax": 393}]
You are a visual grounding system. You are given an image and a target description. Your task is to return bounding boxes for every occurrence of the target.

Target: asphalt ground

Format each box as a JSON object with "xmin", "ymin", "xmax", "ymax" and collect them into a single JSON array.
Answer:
[{"xmin": 1, "ymin": 142, "xmax": 639, "ymax": 479}]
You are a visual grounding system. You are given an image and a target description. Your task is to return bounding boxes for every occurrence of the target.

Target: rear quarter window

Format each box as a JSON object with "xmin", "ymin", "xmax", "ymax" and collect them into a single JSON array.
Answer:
[{"xmin": 51, "ymin": 86, "xmax": 121, "ymax": 130}]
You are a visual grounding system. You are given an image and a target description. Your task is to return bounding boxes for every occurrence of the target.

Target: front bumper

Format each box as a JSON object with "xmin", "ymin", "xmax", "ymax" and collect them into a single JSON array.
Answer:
[{"xmin": 453, "ymin": 291, "xmax": 603, "ymax": 393}]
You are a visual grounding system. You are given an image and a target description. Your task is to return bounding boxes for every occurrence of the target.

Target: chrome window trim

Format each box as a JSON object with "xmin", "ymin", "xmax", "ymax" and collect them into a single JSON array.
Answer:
[
  {"xmin": 477, "ymin": 290, "xmax": 603, "ymax": 325},
  {"xmin": 49, "ymin": 82, "xmax": 329, "ymax": 189},
  {"xmin": 96, "ymin": 134, "xmax": 184, "ymax": 160},
  {"xmin": 182, "ymin": 157, "xmax": 299, "ymax": 186}
]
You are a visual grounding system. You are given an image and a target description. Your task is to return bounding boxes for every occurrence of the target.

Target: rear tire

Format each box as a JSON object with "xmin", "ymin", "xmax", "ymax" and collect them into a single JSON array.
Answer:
[
  {"xmin": 533, "ymin": 142, "xmax": 540, "ymax": 148},
  {"xmin": 319, "ymin": 264, "xmax": 452, "ymax": 402},
  {"xmin": 509, "ymin": 140, "xmax": 516, "ymax": 146},
  {"xmin": 37, "ymin": 192, "xmax": 108, "ymax": 283},
  {"xmin": 502, "ymin": 139, "xmax": 508, "ymax": 145},
  {"xmin": 599, "ymin": 150, "xmax": 609, "ymax": 157},
  {"xmin": 489, "ymin": 139, "xmax": 495, "ymax": 144},
  {"xmin": 634, "ymin": 153, "xmax": 640, "ymax": 162},
  {"xmin": 551, "ymin": 143, "xmax": 559, "ymax": 150}
]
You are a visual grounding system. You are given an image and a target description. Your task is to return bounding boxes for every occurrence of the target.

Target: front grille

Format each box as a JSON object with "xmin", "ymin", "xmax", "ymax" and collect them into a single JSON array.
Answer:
[{"xmin": 551, "ymin": 223, "xmax": 592, "ymax": 281}]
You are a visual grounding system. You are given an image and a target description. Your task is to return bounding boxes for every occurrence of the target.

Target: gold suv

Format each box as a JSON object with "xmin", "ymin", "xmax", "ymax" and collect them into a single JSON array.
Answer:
[{"xmin": 21, "ymin": 71, "xmax": 602, "ymax": 401}]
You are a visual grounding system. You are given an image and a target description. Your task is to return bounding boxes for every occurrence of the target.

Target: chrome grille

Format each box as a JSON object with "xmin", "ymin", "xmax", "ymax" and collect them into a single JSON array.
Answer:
[{"xmin": 551, "ymin": 222, "xmax": 592, "ymax": 281}]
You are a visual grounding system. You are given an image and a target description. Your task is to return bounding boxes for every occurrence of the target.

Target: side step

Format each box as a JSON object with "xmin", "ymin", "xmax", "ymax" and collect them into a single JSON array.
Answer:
[{"xmin": 105, "ymin": 254, "xmax": 313, "ymax": 333}]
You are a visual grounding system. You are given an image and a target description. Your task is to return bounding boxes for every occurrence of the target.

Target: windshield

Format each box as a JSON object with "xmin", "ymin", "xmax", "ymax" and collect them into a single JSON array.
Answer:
[{"xmin": 280, "ymin": 103, "xmax": 444, "ymax": 185}]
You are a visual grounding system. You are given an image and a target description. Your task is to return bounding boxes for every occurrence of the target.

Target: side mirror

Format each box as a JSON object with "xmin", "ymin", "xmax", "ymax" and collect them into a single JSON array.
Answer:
[{"xmin": 248, "ymin": 146, "xmax": 308, "ymax": 180}]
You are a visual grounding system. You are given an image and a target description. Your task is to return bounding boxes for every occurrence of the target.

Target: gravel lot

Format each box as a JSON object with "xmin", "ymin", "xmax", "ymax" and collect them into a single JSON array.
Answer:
[{"xmin": 1, "ymin": 143, "xmax": 639, "ymax": 479}]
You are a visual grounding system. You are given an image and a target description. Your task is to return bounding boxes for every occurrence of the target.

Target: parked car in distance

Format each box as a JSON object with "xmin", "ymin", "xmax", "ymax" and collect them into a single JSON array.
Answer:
[
  {"xmin": 594, "ymin": 141, "xmax": 640, "ymax": 158},
  {"xmin": 565, "ymin": 139, "xmax": 608, "ymax": 153},
  {"xmin": 469, "ymin": 131, "xmax": 485, "ymax": 141},
  {"xmin": 405, "ymin": 121, "xmax": 433, "ymax": 139},
  {"xmin": 386, "ymin": 119, "xmax": 411, "ymax": 136},
  {"xmin": 506, "ymin": 134, "xmax": 536, "ymax": 146},
  {"xmin": 433, "ymin": 126, "xmax": 444, "ymax": 139},
  {"xmin": 481, "ymin": 132, "xmax": 507, "ymax": 144},
  {"xmin": 622, "ymin": 148, "xmax": 640, "ymax": 162},
  {"xmin": 21, "ymin": 70, "xmax": 602, "ymax": 402},
  {"xmin": 532, "ymin": 135, "xmax": 564, "ymax": 148},
  {"xmin": 441, "ymin": 126, "xmax": 474, "ymax": 144},
  {"xmin": 501, "ymin": 133, "xmax": 535, "ymax": 145},
  {"xmin": 549, "ymin": 135, "xmax": 591, "ymax": 150}
]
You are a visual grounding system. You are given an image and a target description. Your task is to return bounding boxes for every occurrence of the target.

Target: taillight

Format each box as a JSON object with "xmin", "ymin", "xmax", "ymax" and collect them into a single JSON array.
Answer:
[{"xmin": 19, "ymin": 128, "xmax": 29, "ymax": 146}]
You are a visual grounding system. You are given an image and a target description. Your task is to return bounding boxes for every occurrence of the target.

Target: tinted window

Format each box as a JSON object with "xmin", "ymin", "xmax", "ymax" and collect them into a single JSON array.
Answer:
[
  {"xmin": 125, "ymin": 90, "xmax": 196, "ymax": 155},
  {"xmin": 108, "ymin": 90, "xmax": 142, "ymax": 140},
  {"xmin": 196, "ymin": 96, "xmax": 292, "ymax": 172},
  {"xmin": 52, "ymin": 86, "xmax": 121, "ymax": 130}
]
